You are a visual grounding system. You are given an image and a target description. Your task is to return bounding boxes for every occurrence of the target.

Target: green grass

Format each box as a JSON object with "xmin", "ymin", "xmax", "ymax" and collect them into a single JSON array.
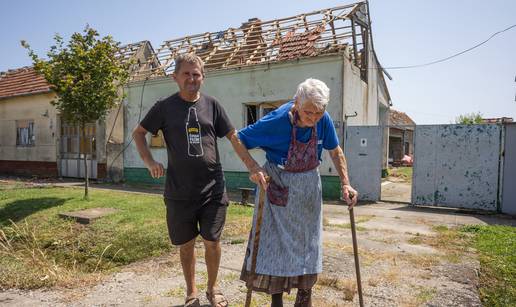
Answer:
[
  {"xmin": 388, "ymin": 166, "xmax": 413, "ymax": 182},
  {"xmin": 415, "ymin": 224, "xmax": 515, "ymax": 306},
  {"xmin": 461, "ymin": 224, "xmax": 516, "ymax": 307},
  {"xmin": 0, "ymin": 186, "xmax": 253, "ymax": 289}
]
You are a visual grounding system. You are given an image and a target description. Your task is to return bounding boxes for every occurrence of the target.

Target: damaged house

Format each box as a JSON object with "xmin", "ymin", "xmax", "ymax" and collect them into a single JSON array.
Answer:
[{"xmin": 122, "ymin": 2, "xmax": 391, "ymax": 198}]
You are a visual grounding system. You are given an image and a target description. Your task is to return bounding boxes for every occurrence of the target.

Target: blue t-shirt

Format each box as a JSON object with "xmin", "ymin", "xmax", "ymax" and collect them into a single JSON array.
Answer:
[{"xmin": 238, "ymin": 101, "xmax": 339, "ymax": 165}]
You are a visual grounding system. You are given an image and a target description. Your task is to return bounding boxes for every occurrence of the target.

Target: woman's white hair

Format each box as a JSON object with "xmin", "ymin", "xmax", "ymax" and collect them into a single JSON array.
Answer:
[{"xmin": 294, "ymin": 78, "xmax": 330, "ymax": 109}]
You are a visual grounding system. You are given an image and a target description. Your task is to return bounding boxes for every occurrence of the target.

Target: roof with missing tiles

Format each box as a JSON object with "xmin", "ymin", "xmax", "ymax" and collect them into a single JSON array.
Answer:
[{"xmin": 144, "ymin": 1, "xmax": 370, "ymax": 77}]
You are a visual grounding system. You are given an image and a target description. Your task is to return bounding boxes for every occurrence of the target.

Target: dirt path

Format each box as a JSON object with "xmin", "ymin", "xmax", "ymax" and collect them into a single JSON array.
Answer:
[
  {"xmin": 381, "ymin": 180, "xmax": 412, "ymax": 203},
  {"xmin": 3, "ymin": 200, "xmax": 512, "ymax": 306}
]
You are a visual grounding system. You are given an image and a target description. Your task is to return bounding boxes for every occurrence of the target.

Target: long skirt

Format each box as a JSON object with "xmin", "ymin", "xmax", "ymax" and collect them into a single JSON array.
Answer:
[{"xmin": 240, "ymin": 167, "xmax": 322, "ymax": 294}]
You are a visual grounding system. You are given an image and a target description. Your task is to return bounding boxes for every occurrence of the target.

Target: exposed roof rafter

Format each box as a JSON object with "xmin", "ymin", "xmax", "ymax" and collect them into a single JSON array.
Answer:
[{"xmin": 141, "ymin": 1, "xmax": 370, "ymax": 78}]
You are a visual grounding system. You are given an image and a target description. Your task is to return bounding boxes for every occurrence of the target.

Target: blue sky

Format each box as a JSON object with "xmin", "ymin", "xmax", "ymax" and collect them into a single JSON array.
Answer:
[{"xmin": 1, "ymin": 0, "xmax": 515, "ymax": 124}]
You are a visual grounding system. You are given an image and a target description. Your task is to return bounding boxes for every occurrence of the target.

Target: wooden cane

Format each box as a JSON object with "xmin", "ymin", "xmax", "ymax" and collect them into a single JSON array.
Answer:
[
  {"xmin": 244, "ymin": 184, "xmax": 267, "ymax": 307},
  {"xmin": 348, "ymin": 192, "xmax": 364, "ymax": 307}
]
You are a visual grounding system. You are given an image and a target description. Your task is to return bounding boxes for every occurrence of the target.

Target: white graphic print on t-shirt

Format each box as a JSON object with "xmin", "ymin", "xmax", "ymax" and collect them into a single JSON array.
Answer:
[{"xmin": 186, "ymin": 107, "xmax": 204, "ymax": 157}]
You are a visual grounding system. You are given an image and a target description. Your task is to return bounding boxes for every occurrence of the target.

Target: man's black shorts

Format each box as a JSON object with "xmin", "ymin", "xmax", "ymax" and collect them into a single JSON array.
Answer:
[{"xmin": 164, "ymin": 198, "xmax": 228, "ymax": 245}]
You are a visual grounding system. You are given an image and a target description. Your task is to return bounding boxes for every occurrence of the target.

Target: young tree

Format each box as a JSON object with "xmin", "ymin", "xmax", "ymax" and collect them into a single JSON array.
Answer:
[
  {"xmin": 455, "ymin": 112, "xmax": 484, "ymax": 124},
  {"xmin": 22, "ymin": 26, "xmax": 130, "ymax": 200}
]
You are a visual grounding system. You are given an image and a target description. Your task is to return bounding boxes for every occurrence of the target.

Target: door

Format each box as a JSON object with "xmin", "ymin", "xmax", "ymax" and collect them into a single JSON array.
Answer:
[
  {"xmin": 344, "ymin": 126, "xmax": 382, "ymax": 201},
  {"xmin": 58, "ymin": 121, "xmax": 98, "ymax": 179}
]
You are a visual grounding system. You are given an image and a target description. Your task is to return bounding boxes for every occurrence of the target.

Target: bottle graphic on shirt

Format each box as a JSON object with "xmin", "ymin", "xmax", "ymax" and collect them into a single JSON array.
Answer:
[{"xmin": 186, "ymin": 107, "xmax": 204, "ymax": 157}]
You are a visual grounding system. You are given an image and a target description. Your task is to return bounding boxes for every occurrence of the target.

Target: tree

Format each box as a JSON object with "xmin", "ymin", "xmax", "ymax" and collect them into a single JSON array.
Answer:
[
  {"xmin": 455, "ymin": 112, "xmax": 483, "ymax": 124},
  {"xmin": 22, "ymin": 26, "xmax": 130, "ymax": 200}
]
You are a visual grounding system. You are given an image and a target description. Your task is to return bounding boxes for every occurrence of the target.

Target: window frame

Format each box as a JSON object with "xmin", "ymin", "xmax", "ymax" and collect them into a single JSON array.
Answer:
[
  {"xmin": 16, "ymin": 119, "xmax": 35, "ymax": 147},
  {"xmin": 243, "ymin": 100, "xmax": 287, "ymax": 127}
]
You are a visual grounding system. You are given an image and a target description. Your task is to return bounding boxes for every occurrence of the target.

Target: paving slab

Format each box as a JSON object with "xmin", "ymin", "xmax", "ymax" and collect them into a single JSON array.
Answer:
[{"xmin": 59, "ymin": 207, "xmax": 118, "ymax": 224}]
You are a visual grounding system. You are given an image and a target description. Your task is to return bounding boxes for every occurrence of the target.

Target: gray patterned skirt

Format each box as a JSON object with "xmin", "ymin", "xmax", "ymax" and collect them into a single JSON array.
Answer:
[{"xmin": 240, "ymin": 164, "xmax": 322, "ymax": 294}]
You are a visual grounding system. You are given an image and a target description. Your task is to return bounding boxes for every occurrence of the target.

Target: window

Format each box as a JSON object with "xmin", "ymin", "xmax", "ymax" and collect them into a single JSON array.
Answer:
[
  {"xmin": 16, "ymin": 120, "xmax": 35, "ymax": 146},
  {"xmin": 79, "ymin": 124, "xmax": 96, "ymax": 155},
  {"xmin": 60, "ymin": 120, "xmax": 96, "ymax": 158},
  {"xmin": 150, "ymin": 130, "xmax": 165, "ymax": 148},
  {"xmin": 243, "ymin": 101, "xmax": 286, "ymax": 126},
  {"xmin": 245, "ymin": 105, "xmax": 258, "ymax": 126},
  {"xmin": 261, "ymin": 105, "xmax": 276, "ymax": 117}
]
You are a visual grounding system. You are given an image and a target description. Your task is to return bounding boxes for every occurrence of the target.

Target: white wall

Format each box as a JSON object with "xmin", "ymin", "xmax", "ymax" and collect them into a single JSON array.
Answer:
[
  {"xmin": 124, "ymin": 53, "xmax": 388, "ymax": 176},
  {"xmin": 124, "ymin": 55, "xmax": 351, "ymax": 176}
]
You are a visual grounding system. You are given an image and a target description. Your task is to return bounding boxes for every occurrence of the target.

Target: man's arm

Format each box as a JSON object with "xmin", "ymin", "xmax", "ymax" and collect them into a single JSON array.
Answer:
[
  {"xmin": 132, "ymin": 124, "xmax": 164, "ymax": 179},
  {"xmin": 226, "ymin": 129, "xmax": 268, "ymax": 189},
  {"xmin": 329, "ymin": 145, "xmax": 358, "ymax": 206}
]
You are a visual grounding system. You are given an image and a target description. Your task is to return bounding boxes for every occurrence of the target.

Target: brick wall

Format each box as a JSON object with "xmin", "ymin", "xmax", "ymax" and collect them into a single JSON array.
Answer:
[{"xmin": 0, "ymin": 160, "xmax": 58, "ymax": 177}]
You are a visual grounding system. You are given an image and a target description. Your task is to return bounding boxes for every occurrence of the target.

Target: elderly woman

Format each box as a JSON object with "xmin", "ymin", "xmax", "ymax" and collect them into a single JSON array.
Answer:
[{"xmin": 228, "ymin": 78, "xmax": 358, "ymax": 306}]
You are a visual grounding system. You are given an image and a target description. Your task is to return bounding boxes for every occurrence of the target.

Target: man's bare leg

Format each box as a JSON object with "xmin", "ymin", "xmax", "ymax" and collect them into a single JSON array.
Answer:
[
  {"xmin": 180, "ymin": 238, "xmax": 197, "ymax": 298},
  {"xmin": 203, "ymin": 239, "xmax": 228, "ymax": 306},
  {"xmin": 203, "ymin": 239, "xmax": 221, "ymax": 292}
]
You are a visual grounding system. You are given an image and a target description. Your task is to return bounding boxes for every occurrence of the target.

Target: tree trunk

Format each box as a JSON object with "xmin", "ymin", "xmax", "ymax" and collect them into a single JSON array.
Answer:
[{"xmin": 82, "ymin": 123, "xmax": 89, "ymax": 200}]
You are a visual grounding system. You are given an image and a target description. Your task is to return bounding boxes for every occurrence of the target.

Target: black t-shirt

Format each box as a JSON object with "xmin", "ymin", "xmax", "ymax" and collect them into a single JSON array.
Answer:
[{"xmin": 140, "ymin": 93, "xmax": 234, "ymax": 203}]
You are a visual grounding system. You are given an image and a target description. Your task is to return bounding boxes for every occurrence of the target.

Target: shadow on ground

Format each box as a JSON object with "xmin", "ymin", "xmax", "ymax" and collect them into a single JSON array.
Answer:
[{"xmin": 0, "ymin": 197, "xmax": 69, "ymax": 225}]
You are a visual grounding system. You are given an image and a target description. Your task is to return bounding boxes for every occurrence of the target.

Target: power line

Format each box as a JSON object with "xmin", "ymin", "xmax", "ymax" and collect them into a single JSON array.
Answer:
[{"xmin": 379, "ymin": 24, "xmax": 516, "ymax": 70}]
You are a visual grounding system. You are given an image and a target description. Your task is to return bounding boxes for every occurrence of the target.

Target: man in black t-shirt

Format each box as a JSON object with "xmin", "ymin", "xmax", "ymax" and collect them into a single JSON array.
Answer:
[{"xmin": 133, "ymin": 54, "xmax": 233, "ymax": 307}]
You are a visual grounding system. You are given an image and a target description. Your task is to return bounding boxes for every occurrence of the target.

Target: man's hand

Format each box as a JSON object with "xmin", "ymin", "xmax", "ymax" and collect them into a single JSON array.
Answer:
[
  {"xmin": 226, "ymin": 129, "xmax": 269, "ymax": 190},
  {"xmin": 133, "ymin": 125, "xmax": 164, "ymax": 179},
  {"xmin": 145, "ymin": 159, "xmax": 165, "ymax": 179},
  {"xmin": 249, "ymin": 166, "xmax": 268, "ymax": 190},
  {"xmin": 342, "ymin": 184, "xmax": 358, "ymax": 208}
]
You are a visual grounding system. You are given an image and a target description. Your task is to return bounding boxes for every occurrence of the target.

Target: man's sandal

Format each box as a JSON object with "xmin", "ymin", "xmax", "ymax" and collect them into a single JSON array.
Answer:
[
  {"xmin": 184, "ymin": 294, "xmax": 200, "ymax": 307},
  {"xmin": 206, "ymin": 290, "xmax": 228, "ymax": 307}
]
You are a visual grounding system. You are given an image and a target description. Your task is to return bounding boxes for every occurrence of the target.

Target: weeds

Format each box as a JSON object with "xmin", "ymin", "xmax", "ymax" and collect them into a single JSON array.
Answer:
[
  {"xmin": 461, "ymin": 224, "xmax": 516, "ymax": 306},
  {"xmin": 316, "ymin": 274, "xmax": 356, "ymax": 301},
  {"xmin": 415, "ymin": 286, "xmax": 437, "ymax": 304},
  {"xmin": 1, "ymin": 187, "xmax": 247, "ymax": 289},
  {"xmin": 0, "ymin": 219, "xmax": 103, "ymax": 288}
]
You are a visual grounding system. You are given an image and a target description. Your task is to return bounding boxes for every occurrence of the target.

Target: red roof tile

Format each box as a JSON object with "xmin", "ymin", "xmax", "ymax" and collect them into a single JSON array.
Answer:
[
  {"xmin": 151, "ymin": 2, "xmax": 367, "ymax": 75},
  {"xmin": 389, "ymin": 109, "xmax": 416, "ymax": 127},
  {"xmin": 273, "ymin": 25, "xmax": 325, "ymax": 61},
  {"xmin": 0, "ymin": 67, "xmax": 51, "ymax": 100}
]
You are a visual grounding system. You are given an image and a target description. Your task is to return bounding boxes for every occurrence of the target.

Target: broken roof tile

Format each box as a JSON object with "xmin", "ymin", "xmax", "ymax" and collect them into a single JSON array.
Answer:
[{"xmin": 145, "ymin": 1, "xmax": 369, "ymax": 76}]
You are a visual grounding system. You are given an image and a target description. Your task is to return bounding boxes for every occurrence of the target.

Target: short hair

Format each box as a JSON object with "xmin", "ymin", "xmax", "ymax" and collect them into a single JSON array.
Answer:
[
  {"xmin": 174, "ymin": 53, "xmax": 205, "ymax": 75},
  {"xmin": 294, "ymin": 78, "xmax": 330, "ymax": 109}
]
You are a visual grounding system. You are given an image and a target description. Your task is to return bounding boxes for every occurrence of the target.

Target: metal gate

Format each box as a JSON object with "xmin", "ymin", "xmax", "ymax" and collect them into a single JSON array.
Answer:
[
  {"xmin": 344, "ymin": 126, "xmax": 382, "ymax": 201},
  {"xmin": 502, "ymin": 123, "xmax": 516, "ymax": 215},
  {"xmin": 412, "ymin": 124, "xmax": 501, "ymax": 210},
  {"xmin": 58, "ymin": 122, "xmax": 98, "ymax": 179}
]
